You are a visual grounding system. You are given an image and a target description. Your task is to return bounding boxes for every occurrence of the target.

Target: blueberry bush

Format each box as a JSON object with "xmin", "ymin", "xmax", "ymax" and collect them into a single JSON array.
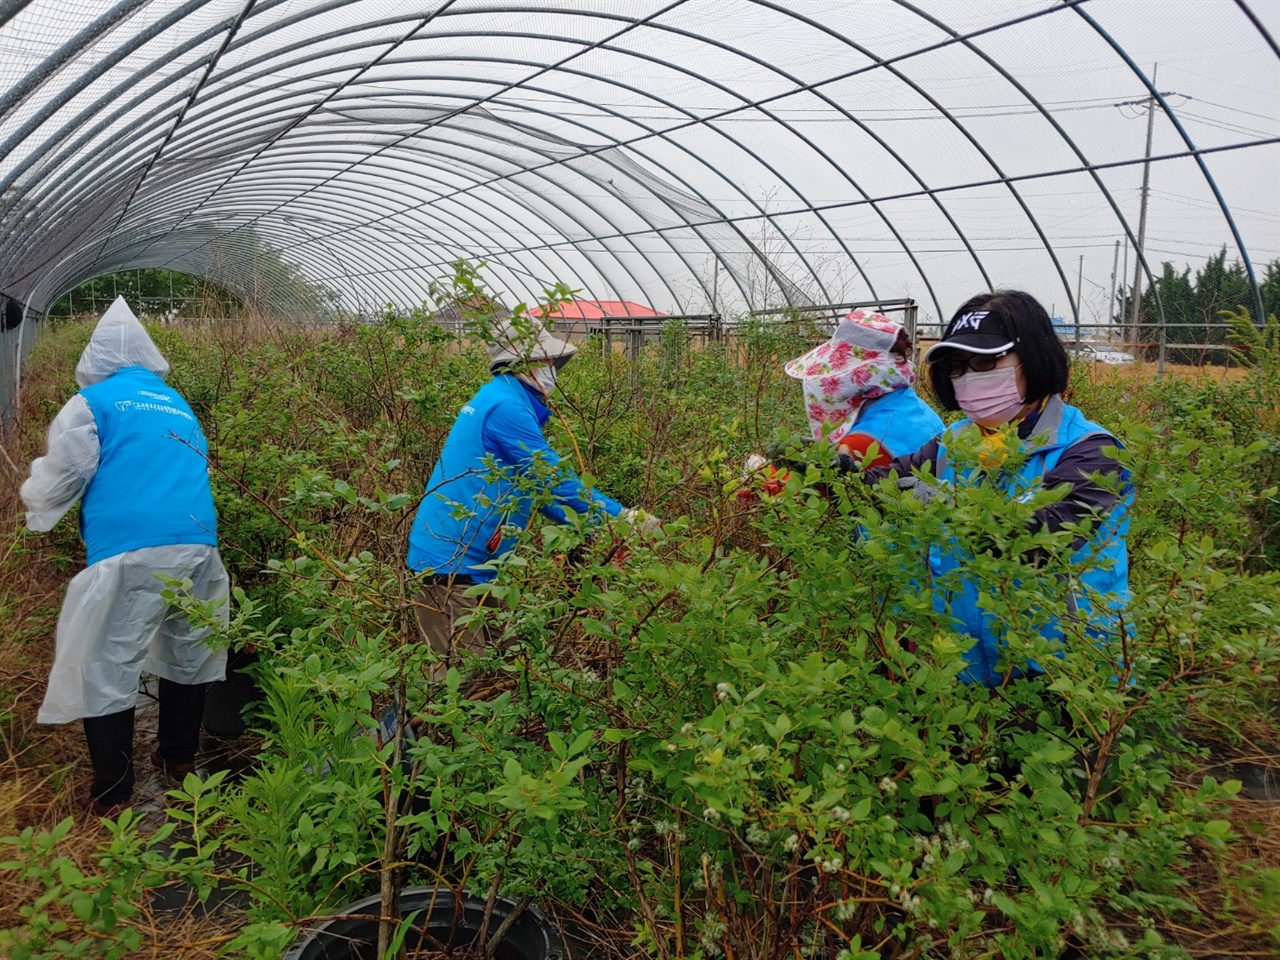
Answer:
[{"xmin": 1, "ymin": 269, "xmax": 1278, "ymax": 959}]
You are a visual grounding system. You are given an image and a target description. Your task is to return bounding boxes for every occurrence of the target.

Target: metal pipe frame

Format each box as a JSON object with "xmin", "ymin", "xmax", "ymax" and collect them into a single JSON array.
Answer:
[{"xmin": 0, "ymin": 0, "xmax": 1274, "ymax": 336}]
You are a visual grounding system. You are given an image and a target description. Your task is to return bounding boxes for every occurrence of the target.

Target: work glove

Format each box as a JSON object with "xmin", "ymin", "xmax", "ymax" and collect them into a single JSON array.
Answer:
[
  {"xmin": 763, "ymin": 436, "xmax": 822, "ymax": 474},
  {"xmin": 620, "ymin": 506, "xmax": 662, "ymax": 536},
  {"xmin": 896, "ymin": 475, "xmax": 942, "ymax": 504},
  {"xmin": 742, "ymin": 452, "xmax": 769, "ymax": 481}
]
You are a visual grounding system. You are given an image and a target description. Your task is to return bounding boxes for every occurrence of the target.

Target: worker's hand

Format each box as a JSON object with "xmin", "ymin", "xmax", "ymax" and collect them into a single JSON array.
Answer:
[
  {"xmin": 896, "ymin": 475, "xmax": 942, "ymax": 504},
  {"xmin": 763, "ymin": 436, "xmax": 825, "ymax": 474},
  {"xmin": 742, "ymin": 452, "xmax": 768, "ymax": 482},
  {"xmin": 620, "ymin": 506, "xmax": 662, "ymax": 537}
]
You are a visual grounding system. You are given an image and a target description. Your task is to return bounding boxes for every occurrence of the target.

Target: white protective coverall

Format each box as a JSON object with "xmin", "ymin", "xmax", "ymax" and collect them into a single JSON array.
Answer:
[{"xmin": 21, "ymin": 298, "xmax": 228, "ymax": 724}]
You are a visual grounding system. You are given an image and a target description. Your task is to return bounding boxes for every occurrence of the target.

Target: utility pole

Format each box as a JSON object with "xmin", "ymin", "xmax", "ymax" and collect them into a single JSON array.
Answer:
[
  {"xmin": 1108, "ymin": 239, "xmax": 1120, "ymax": 341},
  {"xmin": 1075, "ymin": 254, "xmax": 1083, "ymax": 352},
  {"xmin": 1127, "ymin": 64, "xmax": 1158, "ymax": 350},
  {"xmin": 710, "ymin": 257, "xmax": 720, "ymax": 341},
  {"xmin": 1115, "ymin": 65, "xmax": 1187, "ymax": 355}
]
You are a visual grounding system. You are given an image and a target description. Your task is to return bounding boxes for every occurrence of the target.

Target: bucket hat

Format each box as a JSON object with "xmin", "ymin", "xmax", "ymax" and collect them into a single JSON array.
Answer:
[
  {"xmin": 784, "ymin": 310, "xmax": 915, "ymax": 441},
  {"xmin": 784, "ymin": 310, "xmax": 907, "ymax": 379},
  {"xmin": 487, "ymin": 317, "xmax": 578, "ymax": 372}
]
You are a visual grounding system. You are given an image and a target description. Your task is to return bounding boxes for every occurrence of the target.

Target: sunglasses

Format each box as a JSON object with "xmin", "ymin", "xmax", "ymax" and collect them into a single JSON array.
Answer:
[{"xmin": 935, "ymin": 349, "xmax": 1014, "ymax": 379}]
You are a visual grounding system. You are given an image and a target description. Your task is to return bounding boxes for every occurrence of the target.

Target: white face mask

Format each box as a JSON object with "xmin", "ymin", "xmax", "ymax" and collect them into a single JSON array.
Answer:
[{"xmin": 533, "ymin": 364, "xmax": 557, "ymax": 397}]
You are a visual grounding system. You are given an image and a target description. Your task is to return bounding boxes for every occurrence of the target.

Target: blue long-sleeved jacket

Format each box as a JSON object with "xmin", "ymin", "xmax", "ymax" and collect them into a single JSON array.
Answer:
[
  {"xmin": 845, "ymin": 387, "xmax": 944, "ymax": 463},
  {"xmin": 407, "ymin": 374, "xmax": 623, "ymax": 581}
]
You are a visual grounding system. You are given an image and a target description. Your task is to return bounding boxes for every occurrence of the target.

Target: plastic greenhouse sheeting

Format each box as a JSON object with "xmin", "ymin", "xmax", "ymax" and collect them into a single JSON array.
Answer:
[{"xmin": 0, "ymin": 1, "xmax": 1276, "ymax": 339}]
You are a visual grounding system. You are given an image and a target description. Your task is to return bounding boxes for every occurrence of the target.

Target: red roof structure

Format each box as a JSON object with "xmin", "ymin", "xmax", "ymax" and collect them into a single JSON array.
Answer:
[{"xmin": 530, "ymin": 299, "xmax": 666, "ymax": 321}]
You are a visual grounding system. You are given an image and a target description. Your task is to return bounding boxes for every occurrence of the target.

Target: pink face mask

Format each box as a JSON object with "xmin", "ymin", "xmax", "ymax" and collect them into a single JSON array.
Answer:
[{"xmin": 952, "ymin": 364, "xmax": 1025, "ymax": 425}]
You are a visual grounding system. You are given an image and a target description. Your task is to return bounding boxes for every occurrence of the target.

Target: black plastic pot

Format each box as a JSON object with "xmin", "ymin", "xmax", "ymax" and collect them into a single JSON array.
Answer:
[{"xmin": 281, "ymin": 886, "xmax": 566, "ymax": 960}]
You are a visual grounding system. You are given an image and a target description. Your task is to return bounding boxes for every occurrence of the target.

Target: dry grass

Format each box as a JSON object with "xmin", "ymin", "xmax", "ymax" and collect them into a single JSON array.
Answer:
[
  {"xmin": 1162, "ymin": 799, "xmax": 1280, "ymax": 958},
  {"xmin": 1090, "ymin": 360, "xmax": 1253, "ymax": 384}
]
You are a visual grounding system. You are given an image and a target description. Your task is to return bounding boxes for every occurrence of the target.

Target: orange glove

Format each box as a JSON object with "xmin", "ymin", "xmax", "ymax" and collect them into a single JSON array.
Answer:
[{"xmin": 834, "ymin": 432, "xmax": 893, "ymax": 470}]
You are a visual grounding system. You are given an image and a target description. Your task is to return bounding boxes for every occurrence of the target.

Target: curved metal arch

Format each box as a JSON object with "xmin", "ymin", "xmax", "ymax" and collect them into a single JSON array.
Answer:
[
  {"xmin": 1236, "ymin": 0, "xmax": 1280, "ymax": 57},
  {"xmin": 1, "ymin": 1, "xmax": 1025, "ymax": 312},
  {"xmin": 0, "ymin": 0, "xmax": 161, "ymax": 123},
  {"xmin": 2, "ymin": 0, "xmax": 1276, "ymax": 336},
  {"xmin": 53, "ymin": 210, "xmax": 418, "ymax": 314},
  {"xmin": 193, "ymin": 4, "xmax": 1108, "ymax": 318},
  {"xmin": 735, "ymin": 1, "xmax": 1001, "ymax": 305},
  {"xmin": 763, "ymin": 0, "xmax": 1078, "ymax": 321},
  {"xmin": 482, "ymin": 138, "xmax": 1278, "ymax": 252},
  {"xmin": 893, "ymin": 0, "xmax": 1156, "ymax": 324},
  {"xmin": 162, "ymin": 24, "xmax": 859, "ymax": 308},
  {"xmin": 0, "ymin": 0, "xmax": 38, "ymax": 31},
  {"xmin": 53, "ymin": 178, "xmax": 514, "ymax": 314},
  {"xmin": 92, "ymin": 0, "xmax": 260, "ymax": 263},
  {"xmin": 0, "ymin": 6, "xmax": 245, "ymax": 249},
  {"xmin": 137, "ymin": 1, "xmax": 474, "ymax": 249},
  {"xmin": 132, "ymin": 77, "xmax": 738, "ymax": 309},
  {"xmin": 1067, "ymin": 0, "xmax": 1266, "ymax": 325},
  {"xmin": 140, "ymin": 70, "xmax": 743, "ymax": 307},
  {"xmin": 1, "ymin": 165, "xmax": 153, "ymax": 299},
  {"xmin": 575, "ymin": 10, "xmax": 956, "ymax": 313},
  {"xmin": 160, "ymin": 54, "xmax": 829, "ymax": 311},
  {"xmin": 150, "ymin": 1, "xmax": 686, "ymax": 256},
  {"xmin": 0, "ymin": 69, "xmax": 419, "ymax": 281},
  {"xmin": 0, "ymin": 0, "xmax": 223, "ymax": 167},
  {"xmin": 185, "ymin": 108, "xmax": 737, "ymax": 299},
  {"xmin": 136, "ymin": 167, "xmax": 602, "ymax": 312},
  {"xmin": 71, "ymin": 5, "xmax": 829, "ymax": 310},
  {"xmin": 163, "ymin": 75, "xmax": 771, "ymax": 310},
  {"xmin": 332, "ymin": 0, "xmax": 1102, "ymax": 316},
  {"xmin": 145, "ymin": 129, "xmax": 687, "ymax": 312},
  {"xmin": 166, "ymin": 128, "xmax": 706, "ymax": 311},
  {"xmin": 157, "ymin": 124, "xmax": 696, "ymax": 312},
  {"xmin": 142, "ymin": 141, "xmax": 664, "ymax": 303},
  {"xmin": 0, "ymin": 64, "xmax": 637, "ymax": 308}
]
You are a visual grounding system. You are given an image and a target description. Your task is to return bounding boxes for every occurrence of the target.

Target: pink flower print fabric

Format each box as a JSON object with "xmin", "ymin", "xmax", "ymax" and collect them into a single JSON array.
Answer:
[{"xmin": 786, "ymin": 310, "xmax": 916, "ymax": 442}]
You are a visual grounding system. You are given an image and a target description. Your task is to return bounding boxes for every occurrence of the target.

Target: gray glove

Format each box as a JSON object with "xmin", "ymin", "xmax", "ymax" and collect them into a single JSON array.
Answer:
[{"xmin": 896, "ymin": 475, "xmax": 942, "ymax": 504}]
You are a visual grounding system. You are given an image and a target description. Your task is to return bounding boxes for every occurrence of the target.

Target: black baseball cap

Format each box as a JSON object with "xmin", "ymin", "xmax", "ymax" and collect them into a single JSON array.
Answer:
[{"xmin": 923, "ymin": 308, "xmax": 1017, "ymax": 361}]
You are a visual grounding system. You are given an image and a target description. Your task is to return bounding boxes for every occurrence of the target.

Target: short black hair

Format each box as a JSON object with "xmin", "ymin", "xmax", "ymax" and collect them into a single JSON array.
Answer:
[{"xmin": 928, "ymin": 290, "xmax": 1069, "ymax": 411}]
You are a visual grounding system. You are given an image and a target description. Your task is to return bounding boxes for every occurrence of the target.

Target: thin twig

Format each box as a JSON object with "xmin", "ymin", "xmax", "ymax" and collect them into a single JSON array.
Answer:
[{"xmin": 484, "ymin": 895, "xmax": 530, "ymax": 958}]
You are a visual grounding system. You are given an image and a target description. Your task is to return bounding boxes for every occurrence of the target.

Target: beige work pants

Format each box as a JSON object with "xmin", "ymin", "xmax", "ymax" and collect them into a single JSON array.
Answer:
[{"xmin": 413, "ymin": 580, "xmax": 498, "ymax": 683}]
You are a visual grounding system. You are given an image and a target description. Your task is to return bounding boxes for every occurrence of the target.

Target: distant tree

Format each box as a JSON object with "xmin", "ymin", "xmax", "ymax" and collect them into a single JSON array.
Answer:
[
  {"xmin": 49, "ymin": 229, "xmax": 342, "ymax": 320},
  {"xmin": 1115, "ymin": 249, "xmax": 1280, "ymax": 364},
  {"xmin": 49, "ymin": 269, "xmax": 241, "ymax": 319}
]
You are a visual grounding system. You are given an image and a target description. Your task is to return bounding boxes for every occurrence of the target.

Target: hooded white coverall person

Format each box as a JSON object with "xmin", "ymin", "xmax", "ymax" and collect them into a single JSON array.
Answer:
[{"xmin": 21, "ymin": 297, "xmax": 228, "ymax": 814}]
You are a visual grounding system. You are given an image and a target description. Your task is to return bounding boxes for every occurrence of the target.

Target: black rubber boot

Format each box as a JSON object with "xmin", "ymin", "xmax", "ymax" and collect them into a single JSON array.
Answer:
[
  {"xmin": 157, "ymin": 678, "xmax": 208, "ymax": 773},
  {"xmin": 83, "ymin": 707, "xmax": 137, "ymax": 807}
]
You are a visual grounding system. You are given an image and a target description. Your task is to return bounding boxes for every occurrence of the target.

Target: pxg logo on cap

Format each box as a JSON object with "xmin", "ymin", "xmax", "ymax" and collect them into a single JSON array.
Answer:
[{"xmin": 950, "ymin": 310, "xmax": 989, "ymax": 334}]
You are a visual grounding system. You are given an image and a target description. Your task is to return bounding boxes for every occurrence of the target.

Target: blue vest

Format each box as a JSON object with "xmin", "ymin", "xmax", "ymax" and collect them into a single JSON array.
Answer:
[
  {"xmin": 78, "ymin": 366, "xmax": 217, "ymax": 566},
  {"xmin": 851, "ymin": 387, "xmax": 944, "ymax": 461},
  {"xmin": 928, "ymin": 398, "xmax": 1131, "ymax": 686},
  {"xmin": 407, "ymin": 375, "xmax": 546, "ymax": 582}
]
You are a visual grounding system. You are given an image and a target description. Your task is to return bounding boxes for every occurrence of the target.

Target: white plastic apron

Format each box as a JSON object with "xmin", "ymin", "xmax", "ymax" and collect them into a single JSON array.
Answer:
[{"xmin": 38, "ymin": 544, "xmax": 229, "ymax": 724}]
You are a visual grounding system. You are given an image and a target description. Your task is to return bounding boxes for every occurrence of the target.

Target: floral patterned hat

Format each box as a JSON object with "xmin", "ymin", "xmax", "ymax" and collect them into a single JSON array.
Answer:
[
  {"xmin": 784, "ymin": 310, "xmax": 906, "ymax": 378},
  {"xmin": 784, "ymin": 310, "xmax": 915, "ymax": 441}
]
